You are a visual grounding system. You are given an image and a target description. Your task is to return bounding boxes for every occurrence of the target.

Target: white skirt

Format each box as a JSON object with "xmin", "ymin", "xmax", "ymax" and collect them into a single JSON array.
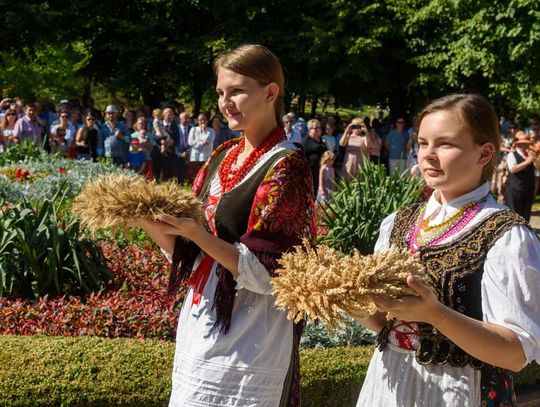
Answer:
[{"xmin": 356, "ymin": 343, "xmax": 481, "ymax": 407}]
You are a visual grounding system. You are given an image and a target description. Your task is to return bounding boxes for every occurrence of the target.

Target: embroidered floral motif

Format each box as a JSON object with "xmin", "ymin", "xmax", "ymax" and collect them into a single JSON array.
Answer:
[
  {"xmin": 247, "ymin": 150, "xmax": 314, "ymax": 237},
  {"xmin": 192, "ymin": 166, "xmax": 208, "ymax": 196},
  {"xmin": 480, "ymin": 367, "xmax": 516, "ymax": 406},
  {"xmin": 203, "ymin": 194, "xmax": 220, "ymax": 235}
]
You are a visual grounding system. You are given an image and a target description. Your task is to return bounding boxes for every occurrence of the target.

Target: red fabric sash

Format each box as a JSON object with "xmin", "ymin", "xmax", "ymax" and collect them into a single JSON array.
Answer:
[{"xmin": 187, "ymin": 254, "xmax": 214, "ymax": 306}]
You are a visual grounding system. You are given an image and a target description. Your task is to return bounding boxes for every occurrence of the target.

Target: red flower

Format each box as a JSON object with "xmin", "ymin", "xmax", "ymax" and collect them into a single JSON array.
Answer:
[
  {"xmin": 488, "ymin": 390, "xmax": 497, "ymax": 400},
  {"xmin": 15, "ymin": 168, "xmax": 23, "ymax": 179},
  {"xmin": 59, "ymin": 167, "xmax": 66, "ymax": 175}
]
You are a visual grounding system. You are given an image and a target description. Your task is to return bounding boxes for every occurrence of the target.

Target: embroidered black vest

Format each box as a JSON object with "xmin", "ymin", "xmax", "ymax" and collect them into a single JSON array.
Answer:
[
  {"xmin": 377, "ymin": 203, "xmax": 529, "ymax": 406},
  {"xmin": 198, "ymin": 147, "xmax": 292, "ymax": 243}
]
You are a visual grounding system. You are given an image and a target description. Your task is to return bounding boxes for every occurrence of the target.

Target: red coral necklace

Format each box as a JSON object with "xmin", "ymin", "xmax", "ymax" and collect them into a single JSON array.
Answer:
[{"xmin": 218, "ymin": 127, "xmax": 285, "ymax": 193}]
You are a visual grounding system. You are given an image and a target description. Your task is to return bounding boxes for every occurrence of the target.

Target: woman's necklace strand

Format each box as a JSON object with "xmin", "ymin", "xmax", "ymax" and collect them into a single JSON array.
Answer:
[
  {"xmin": 218, "ymin": 128, "xmax": 285, "ymax": 193},
  {"xmin": 407, "ymin": 200, "xmax": 482, "ymax": 252}
]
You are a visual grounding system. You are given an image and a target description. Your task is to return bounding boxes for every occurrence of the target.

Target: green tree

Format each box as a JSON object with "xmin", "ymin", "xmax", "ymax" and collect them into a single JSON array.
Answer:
[
  {"xmin": 0, "ymin": 42, "xmax": 90, "ymax": 102},
  {"xmin": 395, "ymin": 0, "xmax": 540, "ymax": 113}
]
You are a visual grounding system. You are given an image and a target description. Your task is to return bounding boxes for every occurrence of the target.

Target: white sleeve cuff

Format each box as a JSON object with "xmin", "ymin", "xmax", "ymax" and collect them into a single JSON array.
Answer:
[
  {"xmin": 234, "ymin": 242, "xmax": 272, "ymax": 295},
  {"xmin": 374, "ymin": 212, "xmax": 397, "ymax": 253}
]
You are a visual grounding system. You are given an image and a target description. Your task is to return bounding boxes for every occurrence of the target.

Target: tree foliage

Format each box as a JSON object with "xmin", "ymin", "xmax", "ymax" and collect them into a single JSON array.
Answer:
[{"xmin": 0, "ymin": 0, "xmax": 539, "ymax": 114}]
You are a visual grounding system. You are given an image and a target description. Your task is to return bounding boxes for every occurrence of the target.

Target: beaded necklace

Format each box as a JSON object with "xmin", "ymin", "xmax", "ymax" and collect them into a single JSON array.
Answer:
[
  {"xmin": 218, "ymin": 127, "xmax": 285, "ymax": 193},
  {"xmin": 407, "ymin": 196, "xmax": 487, "ymax": 253}
]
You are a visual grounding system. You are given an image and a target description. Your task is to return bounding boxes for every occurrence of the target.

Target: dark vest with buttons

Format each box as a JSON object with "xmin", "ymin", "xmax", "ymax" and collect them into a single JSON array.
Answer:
[
  {"xmin": 376, "ymin": 203, "xmax": 529, "ymax": 406},
  {"xmin": 506, "ymin": 151, "xmax": 535, "ymax": 193}
]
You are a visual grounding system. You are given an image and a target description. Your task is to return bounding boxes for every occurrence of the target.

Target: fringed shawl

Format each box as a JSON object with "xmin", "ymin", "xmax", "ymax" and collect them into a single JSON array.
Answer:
[{"xmin": 168, "ymin": 136, "xmax": 316, "ymax": 333}]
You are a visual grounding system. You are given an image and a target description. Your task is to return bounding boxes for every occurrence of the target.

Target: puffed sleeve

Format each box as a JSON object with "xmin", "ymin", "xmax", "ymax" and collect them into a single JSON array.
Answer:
[
  {"xmin": 482, "ymin": 225, "xmax": 540, "ymax": 363},
  {"xmin": 233, "ymin": 242, "xmax": 273, "ymax": 295},
  {"xmin": 374, "ymin": 212, "xmax": 397, "ymax": 253}
]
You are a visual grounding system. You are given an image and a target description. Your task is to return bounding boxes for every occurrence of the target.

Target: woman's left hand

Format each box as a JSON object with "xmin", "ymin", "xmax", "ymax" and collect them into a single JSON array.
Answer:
[
  {"xmin": 157, "ymin": 214, "xmax": 202, "ymax": 239},
  {"xmin": 371, "ymin": 275, "xmax": 445, "ymax": 325}
]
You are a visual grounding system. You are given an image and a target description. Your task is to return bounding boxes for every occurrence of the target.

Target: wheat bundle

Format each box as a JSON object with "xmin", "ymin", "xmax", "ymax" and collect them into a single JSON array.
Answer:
[
  {"xmin": 272, "ymin": 243, "xmax": 430, "ymax": 329},
  {"xmin": 72, "ymin": 174, "xmax": 203, "ymax": 234}
]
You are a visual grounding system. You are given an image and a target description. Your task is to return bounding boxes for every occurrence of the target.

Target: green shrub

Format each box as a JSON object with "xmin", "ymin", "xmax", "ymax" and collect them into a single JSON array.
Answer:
[
  {"xmin": 321, "ymin": 160, "xmax": 423, "ymax": 254},
  {"xmin": 0, "ymin": 141, "xmax": 42, "ymax": 166},
  {"xmin": 301, "ymin": 316, "xmax": 375, "ymax": 348},
  {"xmin": 92, "ymin": 226, "xmax": 155, "ymax": 248},
  {"xmin": 0, "ymin": 335, "xmax": 538, "ymax": 407},
  {"xmin": 0, "ymin": 336, "xmax": 172, "ymax": 407},
  {"xmin": 0, "ymin": 193, "xmax": 110, "ymax": 298}
]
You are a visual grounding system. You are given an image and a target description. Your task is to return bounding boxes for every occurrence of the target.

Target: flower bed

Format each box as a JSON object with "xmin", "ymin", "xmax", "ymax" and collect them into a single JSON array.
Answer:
[
  {"xmin": 0, "ymin": 153, "xmax": 129, "ymax": 202},
  {"xmin": 0, "ymin": 243, "xmax": 182, "ymax": 340}
]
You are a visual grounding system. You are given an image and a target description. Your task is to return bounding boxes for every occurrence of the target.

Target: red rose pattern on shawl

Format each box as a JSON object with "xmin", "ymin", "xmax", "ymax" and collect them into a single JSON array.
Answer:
[{"xmin": 247, "ymin": 149, "xmax": 316, "ymax": 239}]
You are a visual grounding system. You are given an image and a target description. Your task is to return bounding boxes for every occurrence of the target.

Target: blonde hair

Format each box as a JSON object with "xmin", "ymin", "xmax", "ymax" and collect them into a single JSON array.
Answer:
[
  {"xmin": 416, "ymin": 93, "xmax": 500, "ymax": 183},
  {"xmin": 351, "ymin": 117, "xmax": 365, "ymax": 126},
  {"xmin": 152, "ymin": 108, "xmax": 162, "ymax": 119},
  {"xmin": 134, "ymin": 117, "xmax": 147, "ymax": 132},
  {"xmin": 1, "ymin": 109, "xmax": 16, "ymax": 130},
  {"xmin": 320, "ymin": 150, "xmax": 335, "ymax": 166},
  {"xmin": 307, "ymin": 119, "xmax": 321, "ymax": 130},
  {"xmin": 213, "ymin": 44, "xmax": 285, "ymax": 126}
]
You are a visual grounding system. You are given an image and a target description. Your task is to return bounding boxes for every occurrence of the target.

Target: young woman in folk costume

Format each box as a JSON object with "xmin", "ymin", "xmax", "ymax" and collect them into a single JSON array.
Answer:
[
  {"xmin": 132, "ymin": 44, "xmax": 316, "ymax": 406},
  {"xmin": 352, "ymin": 94, "xmax": 540, "ymax": 406}
]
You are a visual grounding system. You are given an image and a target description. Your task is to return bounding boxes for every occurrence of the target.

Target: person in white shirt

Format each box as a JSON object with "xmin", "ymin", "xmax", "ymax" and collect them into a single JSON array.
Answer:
[
  {"xmin": 188, "ymin": 113, "xmax": 214, "ymax": 162},
  {"xmin": 352, "ymin": 94, "xmax": 540, "ymax": 407},
  {"xmin": 187, "ymin": 113, "xmax": 215, "ymax": 179}
]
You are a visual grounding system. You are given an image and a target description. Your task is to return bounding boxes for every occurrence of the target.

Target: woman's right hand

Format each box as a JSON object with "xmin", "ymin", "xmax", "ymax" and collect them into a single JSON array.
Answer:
[{"xmin": 128, "ymin": 218, "xmax": 179, "ymax": 254}]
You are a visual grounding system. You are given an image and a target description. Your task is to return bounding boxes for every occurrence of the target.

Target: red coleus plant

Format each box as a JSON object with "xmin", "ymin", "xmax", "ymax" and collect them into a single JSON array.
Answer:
[
  {"xmin": 0, "ymin": 242, "xmax": 184, "ymax": 340},
  {"xmin": 2, "ymin": 167, "xmax": 33, "ymax": 182},
  {"xmin": 15, "ymin": 168, "xmax": 30, "ymax": 180}
]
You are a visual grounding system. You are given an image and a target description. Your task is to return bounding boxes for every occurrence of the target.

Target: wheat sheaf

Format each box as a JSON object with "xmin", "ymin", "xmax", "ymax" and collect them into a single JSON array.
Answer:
[
  {"xmin": 271, "ymin": 242, "xmax": 430, "ymax": 329},
  {"xmin": 72, "ymin": 174, "xmax": 203, "ymax": 234}
]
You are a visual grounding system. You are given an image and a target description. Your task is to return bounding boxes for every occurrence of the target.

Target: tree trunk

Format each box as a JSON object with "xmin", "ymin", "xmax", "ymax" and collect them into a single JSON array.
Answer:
[
  {"xmin": 82, "ymin": 81, "xmax": 91, "ymax": 109},
  {"xmin": 322, "ymin": 97, "xmax": 329, "ymax": 113},
  {"xmin": 193, "ymin": 84, "xmax": 203, "ymax": 118},
  {"xmin": 142, "ymin": 88, "xmax": 164, "ymax": 108},
  {"xmin": 310, "ymin": 94, "xmax": 319, "ymax": 118},
  {"xmin": 299, "ymin": 95, "xmax": 306, "ymax": 116},
  {"xmin": 284, "ymin": 92, "xmax": 292, "ymax": 113},
  {"xmin": 389, "ymin": 89, "xmax": 407, "ymax": 121}
]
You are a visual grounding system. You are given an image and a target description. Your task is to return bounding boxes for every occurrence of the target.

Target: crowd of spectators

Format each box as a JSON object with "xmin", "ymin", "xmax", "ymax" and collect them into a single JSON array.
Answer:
[
  {"xmin": 1, "ymin": 97, "xmax": 538, "ymax": 222},
  {"xmin": 491, "ymin": 109, "xmax": 540, "ymax": 222},
  {"xmin": 0, "ymin": 97, "xmax": 241, "ymax": 184}
]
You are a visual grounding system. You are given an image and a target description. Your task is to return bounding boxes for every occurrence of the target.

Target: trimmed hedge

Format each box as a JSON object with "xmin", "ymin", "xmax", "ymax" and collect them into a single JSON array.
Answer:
[{"xmin": 0, "ymin": 335, "xmax": 538, "ymax": 406}]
